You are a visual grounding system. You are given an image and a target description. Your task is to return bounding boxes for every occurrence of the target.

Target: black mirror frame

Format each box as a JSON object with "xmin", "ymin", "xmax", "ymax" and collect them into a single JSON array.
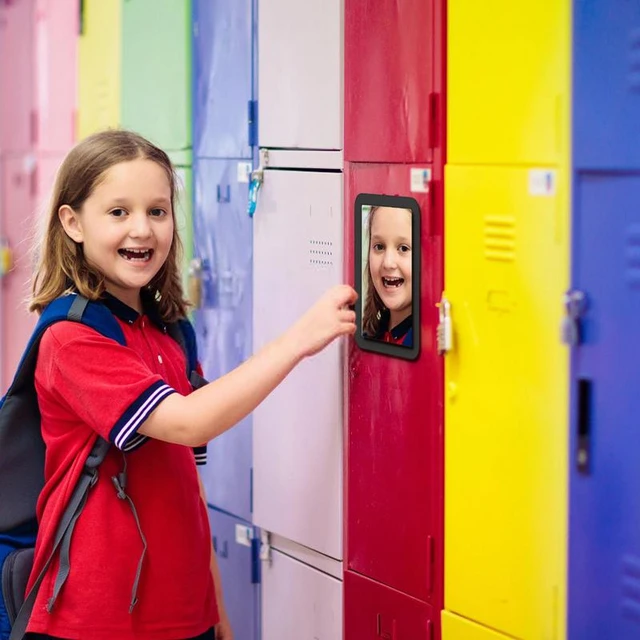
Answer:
[{"xmin": 354, "ymin": 193, "xmax": 421, "ymax": 361}]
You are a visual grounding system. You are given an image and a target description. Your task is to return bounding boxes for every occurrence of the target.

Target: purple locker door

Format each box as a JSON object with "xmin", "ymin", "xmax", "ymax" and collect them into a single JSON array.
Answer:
[
  {"xmin": 0, "ymin": 0, "xmax": 35, "ymax": 153},
  {"xmin": 34, "ymin": 0, "xmax": 78, "ymax": 153},
  {"xmin": 1, "ymin": 157, "xmax": 37, "ymax": 391},
  {"xmin": 194, "ymin": 158, "xmax": 253, "ymax": 521},
  {"xmin": 569, "ymin": 174, "xmax": 640, "ymax": 639}
]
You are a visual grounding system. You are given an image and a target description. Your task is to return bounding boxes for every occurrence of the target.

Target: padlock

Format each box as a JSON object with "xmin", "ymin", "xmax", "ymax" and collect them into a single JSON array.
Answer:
[
  {"xmin": 187, "ymin": 258, "xmax": 203, "ymax": 309},
  {"xmin": 0, "ymin": 238, "xmax": 13, "ymax": 277}
]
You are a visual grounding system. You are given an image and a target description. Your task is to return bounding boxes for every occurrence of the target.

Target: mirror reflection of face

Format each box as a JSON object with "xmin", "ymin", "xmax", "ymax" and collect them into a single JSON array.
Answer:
[{"xmin": 368, "ymin": 206, "xmax": 413, "ymax": 326}]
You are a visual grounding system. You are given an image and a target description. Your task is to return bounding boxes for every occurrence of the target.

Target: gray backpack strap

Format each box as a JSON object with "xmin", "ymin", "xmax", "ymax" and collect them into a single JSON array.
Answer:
[{"xmin": 8, "ymin": 437, "xmax": 110, "ymax": 640}]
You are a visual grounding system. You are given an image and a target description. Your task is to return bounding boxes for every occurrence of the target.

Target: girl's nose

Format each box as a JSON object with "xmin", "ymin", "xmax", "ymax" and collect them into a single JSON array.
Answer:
[
  {"xmin": 382, "ymin": 250, "xmax": 397, "ymax": 269},
  {"xmin": 130, "ymin": 212, "xmax": 152, "ymax": 238}
]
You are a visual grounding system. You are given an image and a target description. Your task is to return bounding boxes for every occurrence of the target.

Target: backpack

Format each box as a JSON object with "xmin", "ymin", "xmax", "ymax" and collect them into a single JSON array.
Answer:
[{"xmin": 0, "ymin": 293, "xmax": 201, "ymax": 640}]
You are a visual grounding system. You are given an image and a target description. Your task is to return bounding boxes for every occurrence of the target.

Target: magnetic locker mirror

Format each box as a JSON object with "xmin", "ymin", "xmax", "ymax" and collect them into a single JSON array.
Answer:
[{"xmin": 354, "ymin": 193, "xmax": 420, "ymax": 360}]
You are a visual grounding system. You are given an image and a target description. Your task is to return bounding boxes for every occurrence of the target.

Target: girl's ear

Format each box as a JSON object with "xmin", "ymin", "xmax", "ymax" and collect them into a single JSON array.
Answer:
[{"xmin": 58, "ymin": 205, "xmax": 84, "ymax": 243}]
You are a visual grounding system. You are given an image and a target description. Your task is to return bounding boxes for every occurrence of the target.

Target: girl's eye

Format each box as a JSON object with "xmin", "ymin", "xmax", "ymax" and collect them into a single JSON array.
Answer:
[
  {"xmin": 399, "ymin": 244, "xmax": 411, "ymax": 253},
  {"xmin": 110, "ymin": 208, "xmax": 127, "ymax": 218},
  {"xmin": 373, "ymin": 243, "xmax": 384, "ymax": 251},
  {"xmin": 150, "ymin": 208, "xmax": 167, "ymax": 217}
]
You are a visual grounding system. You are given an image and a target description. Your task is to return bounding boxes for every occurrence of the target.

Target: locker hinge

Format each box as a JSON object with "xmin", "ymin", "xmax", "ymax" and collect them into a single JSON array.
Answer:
[
  {"xmin": 248, "ymin": 100, "xmax": 258, "ymax": 147},
  {"xmin": 436, "ymin": 294, "xmax": 453, "ymax": 355},
  {"xmin": 251, "ymin": 531, "xmax": 261, "ymax": 584},
  {"xmin": 428, "ymin": 93, "xmax": 439, "ymax": 150},
  {"xmin": 259, "ymin": 529, "xmax": 272, "ymax": 565},
  {"xmin": 30, "ymin": 109, "xmax": 38, "ymax": 146},
  {"xmin": 561, "ymin": 289, "xmax": 587, "ymax": 346},
  {"xmin": 426, "ymin": 535, "xmax": 435, "ymax": 594},
  {"xmin": 79, "ymin": 0, "xmax": 85, "ymax": 35}
]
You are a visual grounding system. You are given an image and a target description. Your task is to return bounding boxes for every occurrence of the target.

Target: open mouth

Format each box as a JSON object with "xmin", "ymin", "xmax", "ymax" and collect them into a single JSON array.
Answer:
[
  {"xmin": 382, "ymin": 276, "xmax": 404, "ymax": 288},
  {"xmin": 118, "ymin": 248, "xmax": 154, "ymax": 262}
]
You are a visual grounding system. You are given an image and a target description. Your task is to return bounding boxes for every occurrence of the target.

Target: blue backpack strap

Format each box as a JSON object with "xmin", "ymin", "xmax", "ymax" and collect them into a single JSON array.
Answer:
[{"xmin": 167, "ymin": 318, "xmax": 198, "ymax": 377}]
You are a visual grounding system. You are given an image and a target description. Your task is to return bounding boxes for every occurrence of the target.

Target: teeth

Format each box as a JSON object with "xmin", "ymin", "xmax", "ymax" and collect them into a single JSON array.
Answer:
[
  {"xmin": 119, "ymin": 248, "xmax": 152, "ymax": 261},
  {"xmin": 383, "ymin": 277, "xmax": 403, "ymax": 288}
]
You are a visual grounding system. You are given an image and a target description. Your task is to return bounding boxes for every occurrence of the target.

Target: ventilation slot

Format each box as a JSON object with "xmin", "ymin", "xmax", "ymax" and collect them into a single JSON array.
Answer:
[
  {"xmin": 484, "ymin": 215, "xmax": 516, "ymax": 263},
  {"xmin": 626, "ymin": 224, "xmax": 640, "ymax": 288},
  {"xmin": 628, "ymin": 28, "xmax": 640, "ymax": 92},
  {"xmin": 309, "ymin": 240, "xmax": 334, "ymax": 267}
]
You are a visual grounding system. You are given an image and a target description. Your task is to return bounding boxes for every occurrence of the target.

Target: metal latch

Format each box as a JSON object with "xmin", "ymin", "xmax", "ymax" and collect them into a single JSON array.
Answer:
[
  {"xmin": 436, "ymin": 294, "xmax": 453, "ymax": 355},
  {"xmin": 562, "ymin": 290, "xmax": 587, "ymax": 346},
  {"xmin": 259, "ymin": 529, "xmax": 272, "ymax": 564},
  {"xmin": 248, "ymin": 149, "xmax": 269, "ymax": 218}
]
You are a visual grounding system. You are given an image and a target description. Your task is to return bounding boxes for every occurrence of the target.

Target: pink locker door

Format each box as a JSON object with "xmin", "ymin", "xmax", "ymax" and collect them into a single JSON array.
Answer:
[
  {"xmin": 34, "ymin": 0, "xmax": 78, "ymax": 153},
  {"xmin": 0, "ymin": 0, "xmax": 36, "ymax": 153},
  {"xmin": 344, "ymin": 571, "xmax": 437, "ymax": 639},
  {"xmin": 345, "ymin": 162, "xmax": 443, "ymax": 605},
  {"xmin": 344, "ymin": 0, "xmax": 438, "ymax": 164},
  {"xmin": 1, "ymin": 157, "xmax": 37, "ymax": 392}
]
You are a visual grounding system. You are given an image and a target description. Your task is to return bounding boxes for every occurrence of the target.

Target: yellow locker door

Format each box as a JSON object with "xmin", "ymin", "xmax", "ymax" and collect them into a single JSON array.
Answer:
[
  {"xmin": 77, "ymin": 0, "xmax": 122, "ymax": 138},
  {"xmin": 447, "ymin": 1, "xmax": 569, "ymax": 166},
  {"xmin": 444, "ymin": 166, "xmax": 569, "ymax": 639}
]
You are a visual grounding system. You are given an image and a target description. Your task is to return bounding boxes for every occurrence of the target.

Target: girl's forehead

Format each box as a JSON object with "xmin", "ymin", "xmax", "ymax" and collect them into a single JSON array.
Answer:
[
  {"xmin": 372, "ymin": 207, "xmax": 412, "ymax": 229},
  {"xmin": 91, "ymin": 159, "xmax": 172, "ymax": 201}
]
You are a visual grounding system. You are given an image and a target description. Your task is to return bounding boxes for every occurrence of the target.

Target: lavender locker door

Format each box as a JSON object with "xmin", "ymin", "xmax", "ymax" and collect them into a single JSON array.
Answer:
[
  {"xmin": 258, "ymin": 0, "xmax": 342, "ymax": 150},
  {"xmin": 193, "ymin": 0, "xmax": 253, "ymax": 159},
  {"xmin": 0, "ymin": 0, "xmax": 35, "ymax": 153},
  {"xmin": 34, "ymin": 0, "xmax": 78, "ymax": 153},
  {"xmin": 569, "ymin": 174, "xmax": 640, "ymax": 639},
  {"xmin": 252, "ymin": 168, "xmax": 343, "ymax": 559},
  {"xmin": 1, "ymin": 157, "xmax": 37, "ymax": 390},
  {"xmin": 207, "ymin": 508, "xmax": 259, "ymax": 640},
  {"xmin": 194, "ymin": 158, "xmax": 253, "ymax": 521}
]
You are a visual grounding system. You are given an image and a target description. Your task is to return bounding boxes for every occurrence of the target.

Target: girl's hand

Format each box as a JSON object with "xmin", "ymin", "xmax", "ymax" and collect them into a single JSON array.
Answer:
[
  {"xmin": 215, "ymin": 607, "xmax": 233, "ymax": 640},
  {"xmin": 286, "ymin": 284, "xmax": 358, "ymax": 358}
]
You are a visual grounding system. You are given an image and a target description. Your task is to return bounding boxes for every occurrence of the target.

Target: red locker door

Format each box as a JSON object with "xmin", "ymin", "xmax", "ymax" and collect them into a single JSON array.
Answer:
[
  {"xmin": 345, "ymin": 162, "xmax": 443, "ymax": 605},
  {"xmin": 344, "ymin": 0, "xmax": 440, "ymax": 164},
  {"xmin": 34, "ymin": 0, "xmax": 78, "ymax": 153},
  {"xmin": 345, "ymin": 570, "xmax": 437, "ymax": 639},
  {"xmin": 0, "ymin": 0, "xmax": 36, "ymax": 153}
]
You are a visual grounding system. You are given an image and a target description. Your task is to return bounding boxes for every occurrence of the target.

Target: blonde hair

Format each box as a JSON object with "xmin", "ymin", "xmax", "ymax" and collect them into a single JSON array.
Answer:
[{"xmin": 30, "ymin": 130, "xmax": 189, "ymax": 322}]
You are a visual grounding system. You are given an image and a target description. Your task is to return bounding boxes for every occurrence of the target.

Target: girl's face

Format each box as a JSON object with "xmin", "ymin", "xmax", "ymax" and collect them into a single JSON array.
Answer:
[
  {"xmin": 369, "ymin": 206, "xmax": 412, "ymax": 319},
  {"xmin": 61, "ymin": 158, "xmax": 174, "ymax": 311}
]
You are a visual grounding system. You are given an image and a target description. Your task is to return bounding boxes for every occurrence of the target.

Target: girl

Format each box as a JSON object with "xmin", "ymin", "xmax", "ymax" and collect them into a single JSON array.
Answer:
[
  {"xmin": 24, "ymin": 130, "xmax": 357, "ymax": 640},
  {"xmin": 362, "ymin": 205, "xmax": 413, "ymax": 347}
]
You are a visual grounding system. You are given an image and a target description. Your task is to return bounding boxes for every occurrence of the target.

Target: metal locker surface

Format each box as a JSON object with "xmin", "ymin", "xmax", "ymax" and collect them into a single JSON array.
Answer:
[
  {"xmin": 344, "ymin": 0, "xmax": 437, "ymax": 164},
  {"xmin": 262, "ymin": 549, "xmax": 342, "ymax": 640},
  {"xmin": 441, "ymin": 611, "xmax": 512, "ymax": 640},
  {"xmin": 252, "ymin": 168, "xmax": 343, "ymax": 560},
  {"xmin": 0, "ymin": 0, "xmax": 35, "ymax": 153},
  {"xmin": 574, "ymin": 1, "xmax": 640, "ymax": 170},
  {"xmin": 344, "ymin": 162, "xmax": 443, "ymax": 605},
  {"xmin": 207, "ymin": 508, "xmax": 260, "ymax": 640},
  {"xmin": 568, "ymin": 174, "xmax": 640, "ymax": 640},
  {"xmin": 33, "ymin": 0, "xmax": 78, "ymax": 153},
  {"xmin": 77, "ymin": 0, "xmax": 122, "ymax": 139},
  {"xmin": 193, "ymin": 0, "xmax": 254, "ymax": 160},
  {"xmin": 0, "ymin": 157, "xmax": 37, "ymax": 392},
  {"xmin": 258, "ymin": 0, "xmax": 343, "ymax": 150},
  {"xmin": 194, "ymin": 158, "xmax": 253, "ymax": 521},
  {"xmin": 447, "ymin": 0, "xmax": 569, "ymax": 166},
  {"xmin": 344, "ymin": 571, "xmax": 437, "ymax": 639},
  {"xmin": 444, "ymin": 165, "xmax": 569, "ymax": 640},
  {"xmin": 121, "ymin": 0, "xmax": 191, "ymax": 151}
]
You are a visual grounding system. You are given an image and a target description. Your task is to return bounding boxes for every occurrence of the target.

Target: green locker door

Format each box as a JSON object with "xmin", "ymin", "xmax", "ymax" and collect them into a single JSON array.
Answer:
[{"xmin": 121, "ymin": 0, "xmax": 192, "ymax": 151}]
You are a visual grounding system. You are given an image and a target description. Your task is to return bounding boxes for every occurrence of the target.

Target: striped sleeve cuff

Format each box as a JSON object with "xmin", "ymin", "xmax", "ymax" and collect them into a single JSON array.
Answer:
[
  {"xmin": 110, "ymin": 381, "xmax": 176, "ymax": 450},
  {"xmin": 193, "ymin": 445, "xmax": 207, "ymax": 466}
]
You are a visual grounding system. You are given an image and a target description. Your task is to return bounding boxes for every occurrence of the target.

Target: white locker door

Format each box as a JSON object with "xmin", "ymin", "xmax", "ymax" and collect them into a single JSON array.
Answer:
[
  {"xmin": 258, "ymin": 0, "xmax": 343, "ymax": 150},
  {"xmin": 263, "ymin": 549, "xmax": 342, "ymax": 640},
  {"xmin": 253, "ymin": 169, "xmax": 343, "ymax": 560}
]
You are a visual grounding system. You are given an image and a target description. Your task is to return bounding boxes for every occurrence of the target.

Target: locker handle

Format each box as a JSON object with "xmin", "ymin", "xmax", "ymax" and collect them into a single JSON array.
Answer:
[
  {"xmin": 376, "ymin": 614, "xmax": 397, "ymax": 640},
  {"xmin": 217, "ymin": 185, "xmax": 231, "ymax": 203},
  {"xmin": 576, "ymin": 378, "xmax": 592, "ymax": 475}
]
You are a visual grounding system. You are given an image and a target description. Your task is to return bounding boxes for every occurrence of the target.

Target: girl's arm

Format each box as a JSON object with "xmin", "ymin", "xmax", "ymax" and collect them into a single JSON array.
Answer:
[{"xmin": 139, "ymin": 284, "xmax": 357, "ymax": 446}]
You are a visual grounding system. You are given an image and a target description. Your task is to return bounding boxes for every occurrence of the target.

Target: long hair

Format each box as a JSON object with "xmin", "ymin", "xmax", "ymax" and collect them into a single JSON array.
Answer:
[
  {"xmin": 30, "ymin": 130, "xmax": 189, "ymax": 322},
  {"xmin": 362, "ymin": 206, "xmax": 386, "ymax": 337}
]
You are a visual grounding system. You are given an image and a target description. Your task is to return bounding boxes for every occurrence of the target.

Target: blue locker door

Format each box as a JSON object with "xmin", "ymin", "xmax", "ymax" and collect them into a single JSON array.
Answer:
[
  {"xmin": 574, "ymin": 2, "xmax": 640, "ymax": 170},
  {"xmin": 193, "ymin": 0, "xmax": 254, "ymax": 159},
  {"xmin": 208, "ymin": 508, "xmax": 260, "ymax": 640},
  {"xmin": 569, "ymin": 174, "xmax": 640, "ymax": 639},
  {"xmin": 195, "ymin": 158, "xmax": 254, "ymax": 521}
]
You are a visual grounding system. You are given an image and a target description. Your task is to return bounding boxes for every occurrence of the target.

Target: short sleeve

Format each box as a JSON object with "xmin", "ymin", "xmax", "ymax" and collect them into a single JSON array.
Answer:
[
  {"xmin": 37, "ymin": 322, "xmax": 177, "ymax": 451},
  {"xmin": 191, "ymin": 361, "xmax": 208, "ymax": 466}
]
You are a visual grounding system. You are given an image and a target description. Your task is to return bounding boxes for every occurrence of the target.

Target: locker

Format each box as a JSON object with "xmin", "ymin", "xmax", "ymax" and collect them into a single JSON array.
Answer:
[
  {"xmin": 0, "ymin": 157, "xmax": 37, "ymax": 390},
  {"xmin": 568, "ymin": 174, "xmax": 640, "ymax": 640},
  {"xmin": 444, "ymin": 165, "xmax": 569, "ymax": 639},
  {"xmin": 441, "ymin": 611, "xmax": 512, "ymax": 640},
  {"xmin": 77, "ymin": 0, "xmax": 122, "ymax": 139},
  {"xmin": 345, "ymin": 571, "xmax": 437, "ymax": 639},
  {"xmin": 258, "ymin": 0, "xmax": 342, "ymax": 150},
  {"xmin": 344, "ymin": 163, "xmax": 442, "ymax": 604},
  {"xmin": 0, "ymin": 0, "xmax": 35, "ymax": 153},
  {"xmin": 121, "ymin": 0, "xmax": 191, "ymax": 151},
  {"xmin": 194, "ymin": 158, "xmax": 253, "ymax": 520},
  {"xmin": 34, "ymin": 155, "xmax": 64, "ymax": 219},
  {"xmin": 207, "ymin": 508, "xmax": 260, "ymax": 640},
  {"xmin": 252, "ymin": 168, "xmax": 343, "ymax": 559},
  {"xmin": 262, "ymin": 549, "xmax": 342, "ymax": 640},
  {"xmin": 574, "ymin": 2, "xmax": 640, "ymax": 170},
  {"xmin": 193, "ymin": 0, "xmax": 254, "ymax": 160},
  {"xmin": 447, "ymin": 0, "xmax": 569, "ymax": 166},
  {"xmin": 344, "ymin": 0, "xmax": 438, "ymax": 164},
  {"xmin": 33, "ymin": 0, "xmax": 78, "ymax": 153}
]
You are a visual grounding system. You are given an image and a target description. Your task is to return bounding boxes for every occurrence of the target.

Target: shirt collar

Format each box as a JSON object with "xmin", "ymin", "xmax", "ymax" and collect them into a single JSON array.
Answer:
[{"xmin": 101, "ymin": 290, "xmax": 167, "ymax": 332}]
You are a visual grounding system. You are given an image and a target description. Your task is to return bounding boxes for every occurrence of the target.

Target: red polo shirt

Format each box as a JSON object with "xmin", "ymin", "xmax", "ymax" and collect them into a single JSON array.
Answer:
[{"xmin": 26, "ymin": 295, "xmax": 219, "ymax": 639}]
